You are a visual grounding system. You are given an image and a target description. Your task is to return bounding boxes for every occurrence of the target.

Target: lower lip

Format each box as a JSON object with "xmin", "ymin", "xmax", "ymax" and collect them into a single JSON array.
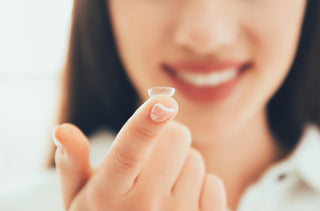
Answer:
[{"xmin": 163, "ymin": 64, "xmax": 250, "ymax": 103}]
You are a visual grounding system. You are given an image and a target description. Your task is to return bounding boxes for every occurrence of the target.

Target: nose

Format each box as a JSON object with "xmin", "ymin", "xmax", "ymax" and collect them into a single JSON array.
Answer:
[{"xmin": 173, "ymin": 0, "xmax": 238, "ymax": 56}]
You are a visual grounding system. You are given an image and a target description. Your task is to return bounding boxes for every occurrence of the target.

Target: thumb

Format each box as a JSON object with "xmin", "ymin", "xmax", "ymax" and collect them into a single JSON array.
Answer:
[{"xmin": 52, "ymin": 123, "xmax": 93, "ymax": 210}]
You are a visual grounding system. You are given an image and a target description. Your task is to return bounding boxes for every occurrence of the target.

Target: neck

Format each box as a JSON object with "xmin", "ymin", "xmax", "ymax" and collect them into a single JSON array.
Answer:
[{"xmin": 192, "ymin": 110, "xmax": 286, "ymax": 210}]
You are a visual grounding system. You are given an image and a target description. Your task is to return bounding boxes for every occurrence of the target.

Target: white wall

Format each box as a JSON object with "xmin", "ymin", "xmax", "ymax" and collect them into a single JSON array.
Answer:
[{"xmin": 0, "ymin": 0, "xmax": 72, "ymax": 181}]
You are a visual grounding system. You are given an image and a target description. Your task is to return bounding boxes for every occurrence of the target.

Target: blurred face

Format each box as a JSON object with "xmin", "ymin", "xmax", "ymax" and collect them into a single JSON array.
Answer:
[{"xmin": 108, "ymin": 0, "xmax": 307, "ymax": 143}]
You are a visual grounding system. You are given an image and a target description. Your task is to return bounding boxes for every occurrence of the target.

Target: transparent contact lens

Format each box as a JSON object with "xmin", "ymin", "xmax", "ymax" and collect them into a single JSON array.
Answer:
[{"xmin": 148, "ymin": 87, "xmax": 175, "ymax": 97}]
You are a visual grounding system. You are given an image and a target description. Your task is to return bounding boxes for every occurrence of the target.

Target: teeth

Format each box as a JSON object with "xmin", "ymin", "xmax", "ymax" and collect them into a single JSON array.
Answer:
[{"xmin": 177, "ymin": 69, "xmax": 238, "ymax": 87}]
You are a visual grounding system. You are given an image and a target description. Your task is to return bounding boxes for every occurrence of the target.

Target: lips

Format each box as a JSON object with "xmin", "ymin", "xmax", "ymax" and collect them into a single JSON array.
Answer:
[
  {"xmin": 163, "ymin": 61, "xmax": 249, "ymax": 73},
  {"xmin": 162, "ymin": 61, "xmax": 251, "ymax": 102},
  {"xmin": 175, "ymin": 68, "xmax": 238, "ymax": 87}
]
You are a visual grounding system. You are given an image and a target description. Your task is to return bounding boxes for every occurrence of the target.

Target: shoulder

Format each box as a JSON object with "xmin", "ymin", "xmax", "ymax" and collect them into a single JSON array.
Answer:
[{"xmin": 238, "ymin": 124, "xmax": 320, "ymax": 211}]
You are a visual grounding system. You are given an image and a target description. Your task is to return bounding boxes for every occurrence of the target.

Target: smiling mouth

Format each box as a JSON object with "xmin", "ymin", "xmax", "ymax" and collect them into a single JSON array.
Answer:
[
  {"xmin": 162, "ymin": 62, "xmax": 251, "ymax": 88},
  {"xmin": 161, "ymin": 61, "xmax": 252, "ymax": 102},
  {"xmin": 175, "ymin": 68, "xmax": 238, "ymax": 87}
]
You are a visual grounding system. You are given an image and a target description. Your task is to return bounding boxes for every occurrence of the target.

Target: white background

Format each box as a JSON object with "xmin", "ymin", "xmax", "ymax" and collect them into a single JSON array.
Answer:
[{"xmin": 0, "ymin": 0, "xmax": 72, "ymax": 182}]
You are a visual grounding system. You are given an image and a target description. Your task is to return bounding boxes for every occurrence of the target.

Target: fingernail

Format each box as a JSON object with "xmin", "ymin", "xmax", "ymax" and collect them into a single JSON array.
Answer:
[
  {"xmin": 52, "ymin": 125, "xmax": 64, "ymax": 154},
  {"xmin": 150, "ymin": 103, "xmax": 175, "ymax": 123}
]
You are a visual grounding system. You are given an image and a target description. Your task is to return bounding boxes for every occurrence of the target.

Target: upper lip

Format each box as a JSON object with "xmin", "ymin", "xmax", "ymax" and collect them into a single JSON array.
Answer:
[{"xmin": 163, "ymin": 61, "xmax": 249, "ymax": 73}]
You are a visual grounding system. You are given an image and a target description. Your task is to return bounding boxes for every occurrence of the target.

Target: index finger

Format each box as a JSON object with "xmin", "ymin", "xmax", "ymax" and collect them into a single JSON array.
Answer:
[{"xmin": 94, "ymin": 94, "xmax": 178, "ymax": 197}]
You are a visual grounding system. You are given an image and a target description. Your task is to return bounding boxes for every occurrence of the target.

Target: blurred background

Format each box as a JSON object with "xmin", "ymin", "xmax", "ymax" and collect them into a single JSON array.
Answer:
[{"xmin": 0, "ymin": 0, "xmax": 72, "ymax": 186}]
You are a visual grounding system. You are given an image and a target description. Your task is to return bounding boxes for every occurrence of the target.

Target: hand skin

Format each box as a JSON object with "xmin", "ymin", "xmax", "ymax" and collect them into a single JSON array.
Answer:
[{"xmin": 53, "ymin": 95, "xmax": 227, "ymax": 211}]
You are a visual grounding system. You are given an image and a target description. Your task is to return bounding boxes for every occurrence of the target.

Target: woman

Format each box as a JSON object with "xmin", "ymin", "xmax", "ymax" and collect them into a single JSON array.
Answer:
[{"xmin": 49, "ymin": 0, "xmax": 320, "ymax": 210}]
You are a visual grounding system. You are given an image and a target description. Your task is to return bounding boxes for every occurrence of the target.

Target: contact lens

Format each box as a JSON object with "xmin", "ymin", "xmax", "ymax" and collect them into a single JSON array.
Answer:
[{"xmin": 148, "ymin": 87, "xmax": 175, "ymax": 97}]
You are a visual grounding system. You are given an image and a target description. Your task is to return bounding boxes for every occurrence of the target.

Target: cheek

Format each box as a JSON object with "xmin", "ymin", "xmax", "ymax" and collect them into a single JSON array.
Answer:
[
  {"xmin": 183, "ymin": 2, "xmax": 307, "ymax": 136},
  {"xmin": 244, "ymin": 2, "xmax": 306, "ymax": 102}
]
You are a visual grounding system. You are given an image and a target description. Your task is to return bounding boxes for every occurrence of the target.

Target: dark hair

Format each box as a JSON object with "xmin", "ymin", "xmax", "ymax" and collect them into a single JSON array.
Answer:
[
  {"xmin": 49, "ymin": 0, "xmax": 320, "ymax": 166},
  {"xmin": 267, "ymin": 0, "xmax": 320, "ymax": 149}
]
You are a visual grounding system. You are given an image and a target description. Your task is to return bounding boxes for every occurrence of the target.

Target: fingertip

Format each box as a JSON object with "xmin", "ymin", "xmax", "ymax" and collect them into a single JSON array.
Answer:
[
  {"xmin": 56, "ymin": 123, "xmax": 89, "ymax": 146},
  {"xmin": 53, "ymin": 123, "xmax": 90, "ymax": 161},
  {"xmin": 151, "ymin": 94, "xmax": 179, "ymax": 112},
  {"xmin": 55, "ymin": 123, "xmax": 80, "ymax": 142},
  {"xmin": 146, "ymin": 95, "xmax": 179, "ymax": 124},
  {"xmin": 53, "ymin": 123, "xmax": 92, "ymax": 209},
  {"xmin": 122, "ymin": 95, "xmax": 179, "ymax": 140}
]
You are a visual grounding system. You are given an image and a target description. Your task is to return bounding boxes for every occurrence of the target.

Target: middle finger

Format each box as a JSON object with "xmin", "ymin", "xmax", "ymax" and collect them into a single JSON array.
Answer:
[{"xmin": 133, "ymin": 121, "xmax": 192, "ymax": 194}]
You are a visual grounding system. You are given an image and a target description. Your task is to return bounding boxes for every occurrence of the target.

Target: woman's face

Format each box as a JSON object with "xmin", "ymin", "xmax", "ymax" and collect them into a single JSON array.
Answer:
[{"xmin": 108, "ymin": 0, "xmax": 307, "ymax": 142}]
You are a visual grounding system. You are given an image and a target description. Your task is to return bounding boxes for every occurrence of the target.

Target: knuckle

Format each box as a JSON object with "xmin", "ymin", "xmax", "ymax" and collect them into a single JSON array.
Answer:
[
  {"xmin": 86, "ymin": 186, "xmax": 108, "ymax": 211},
  {"xmin": 187, "ymin": 149, "xmax": 206, "ymax": 174},
  {"xmin": 130, "ymin": 123, "xmax": 157, "ymax": 141},
  {"xmin": 207, "ymin": 174, "xmax": 225, "ymax": 189},
  {"xmin": 165, "ymin": 121, "xmax": 192, "ymax": 146},
  {"xmin": 204, "ymin": 174, "xmax": 227, "ymax": 208},
  {"xmin": 173, "ymin": 200, "xmax": 199, "ymax": 211},
  {"xmin": 131, "ymin": 194, "xmax": 159, "ymax": 211},
  {"xmin": 113, "ymin": 146, "xmax": 140, "ymax": 174},
  {"xmin": 130, "ymin": 188, "xmax": 161, "ymax": 211}
]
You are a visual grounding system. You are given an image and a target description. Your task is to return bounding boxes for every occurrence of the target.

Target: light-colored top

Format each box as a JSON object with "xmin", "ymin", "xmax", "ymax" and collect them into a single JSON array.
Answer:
[{"xmin": 1, "ymin": 125, "xmax": 320, "ymax": 210}]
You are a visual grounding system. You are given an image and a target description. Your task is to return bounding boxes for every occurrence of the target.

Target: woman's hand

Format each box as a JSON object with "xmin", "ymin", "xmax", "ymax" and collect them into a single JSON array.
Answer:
[{"xmin": 53, "ymin": 95, "xmax": 226, "ymax": 211}]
